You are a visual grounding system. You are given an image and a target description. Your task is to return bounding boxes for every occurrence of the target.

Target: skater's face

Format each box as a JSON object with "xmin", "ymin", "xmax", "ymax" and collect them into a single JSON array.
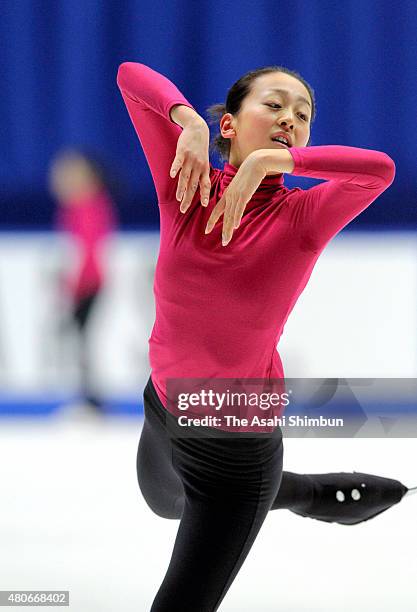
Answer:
[
  {"xmin": 49, "ymin": 155, "xmax": 100, "ymax": 205},
  {"xmin": 220, "ymin": 72, "xmax": 312, "ymax": 168}
]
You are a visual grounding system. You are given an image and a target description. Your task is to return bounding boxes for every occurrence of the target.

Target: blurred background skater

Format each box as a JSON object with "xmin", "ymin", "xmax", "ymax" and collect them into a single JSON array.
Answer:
[{"xmin": 48, "ymin": 149, "xmax": 118, "ymax": 414}]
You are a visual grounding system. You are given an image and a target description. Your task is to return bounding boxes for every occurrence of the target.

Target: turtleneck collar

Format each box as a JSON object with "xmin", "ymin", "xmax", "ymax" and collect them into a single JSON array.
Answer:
[{"xmin": 220, "ymin": 162, "xmax": 285, "ymax": 206}]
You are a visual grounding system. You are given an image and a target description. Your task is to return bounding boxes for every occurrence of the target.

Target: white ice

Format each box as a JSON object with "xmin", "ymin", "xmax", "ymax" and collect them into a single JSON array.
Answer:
[{"xmin": 0, "ymin": 412, "xmax": 416, "ymax": 612}]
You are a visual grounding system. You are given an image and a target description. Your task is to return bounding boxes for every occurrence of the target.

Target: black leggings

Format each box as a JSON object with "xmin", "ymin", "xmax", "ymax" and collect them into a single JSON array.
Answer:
[
  {"xmin": 71, "ymin": 291, "xmax": 101, "ymax": 406},
  {"xmin": 138, "ymin": 375, "xmax": 408, "ymax": 612}
]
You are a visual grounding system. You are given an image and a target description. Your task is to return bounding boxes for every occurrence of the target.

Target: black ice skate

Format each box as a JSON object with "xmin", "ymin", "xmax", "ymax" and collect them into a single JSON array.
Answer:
[{"xmin": 289, "ymin": 471, "xmax": 411, "ymax": 526}]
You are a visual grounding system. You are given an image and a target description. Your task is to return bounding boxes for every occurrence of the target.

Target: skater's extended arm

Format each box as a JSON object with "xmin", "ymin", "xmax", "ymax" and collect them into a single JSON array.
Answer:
[
  {"xmin": 261, "ymin": 145, "xmax": 396, "ymax": 248},
  {"xmin": 205, "ymin": 145, "xmax": 395, "ymax": 246},
  {"xmin": 117, "ymin": 62, "xmax": 211, "ymax": 206}
]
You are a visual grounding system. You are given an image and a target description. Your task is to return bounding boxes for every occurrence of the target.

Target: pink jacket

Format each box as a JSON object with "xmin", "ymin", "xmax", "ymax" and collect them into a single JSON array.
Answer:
[
  {"xmin": 117, "ymin": 62, "xmax": 395, "ymax": 431},
  {"xmin": 56, "ymin": 189, "xmax": 116, "ymax": 301}
]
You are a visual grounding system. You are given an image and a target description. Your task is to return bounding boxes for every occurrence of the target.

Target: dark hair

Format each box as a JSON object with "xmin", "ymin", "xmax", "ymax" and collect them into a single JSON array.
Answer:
[
  {"xmin": 55, "ymin": 148, "xmax": 124, "ymax": 204},
  {"xmin": 205, "ymin": 66, "xmax": 316, "ymax": 161}
]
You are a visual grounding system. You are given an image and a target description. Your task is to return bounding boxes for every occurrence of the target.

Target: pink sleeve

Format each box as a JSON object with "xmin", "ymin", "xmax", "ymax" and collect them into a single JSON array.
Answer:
[
  {"xmin": 285, "ymin": 145, "xmax": 396, "ymax": 249},
  {"xmin": 117, "ymin": 62, "xmax": 197, "ymax": 204}
]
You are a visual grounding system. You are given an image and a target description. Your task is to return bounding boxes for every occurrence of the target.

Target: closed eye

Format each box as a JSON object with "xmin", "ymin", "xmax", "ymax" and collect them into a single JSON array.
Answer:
[{"xmin": 265, "ymin": 103, "xmax": 309, "ymax": 122}]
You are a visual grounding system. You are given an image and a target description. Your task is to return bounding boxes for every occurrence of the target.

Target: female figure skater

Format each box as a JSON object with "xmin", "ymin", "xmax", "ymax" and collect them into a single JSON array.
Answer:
[
  {"xmin": 117, "ymin": 62, "xmax": 413, "ymax": 611},
  {"xmin": 49, "ymin": 150, "xmax": 117, "ymax": 411}
]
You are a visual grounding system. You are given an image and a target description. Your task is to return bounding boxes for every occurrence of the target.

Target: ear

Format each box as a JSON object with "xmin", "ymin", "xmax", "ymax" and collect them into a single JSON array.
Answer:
[{"xmin": 219, "ymin": 113, "xmax": 236, "ymax": 140}]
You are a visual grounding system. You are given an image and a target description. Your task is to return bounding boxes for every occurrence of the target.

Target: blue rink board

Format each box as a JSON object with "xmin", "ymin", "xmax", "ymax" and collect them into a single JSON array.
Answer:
[
  {"xmin": 0, "ymin": 396, "xmax": 144, "ymax": 417},
  {"xmin": 1, "ymin": 398, "xmax": 417, "ymax": 418}
]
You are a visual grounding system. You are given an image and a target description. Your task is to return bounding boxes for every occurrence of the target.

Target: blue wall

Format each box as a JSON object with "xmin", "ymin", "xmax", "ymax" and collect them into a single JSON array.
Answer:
[{"xmin": 1, "ymin": 0, "xmax": 416, "ymax": 228}]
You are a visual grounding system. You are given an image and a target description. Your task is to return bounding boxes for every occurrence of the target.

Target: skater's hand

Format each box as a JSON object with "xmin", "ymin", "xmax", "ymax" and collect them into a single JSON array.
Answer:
[
  {"xmin": 204, "ymin": 152, "xmax": 266, "ymax": 246},
  {"xmin": 169, "ymin": 119, "xmax": 211, "ymax": 213}
]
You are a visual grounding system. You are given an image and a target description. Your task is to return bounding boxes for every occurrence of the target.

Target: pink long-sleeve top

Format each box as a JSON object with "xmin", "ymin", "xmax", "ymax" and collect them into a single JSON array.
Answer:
[
  {"xmin": 56, "ymin": 189, "xmax": 116, "ymax": 302},
  {"xmin": 117, "ymin": 62, "xmax": 395, "ymax": 431}
]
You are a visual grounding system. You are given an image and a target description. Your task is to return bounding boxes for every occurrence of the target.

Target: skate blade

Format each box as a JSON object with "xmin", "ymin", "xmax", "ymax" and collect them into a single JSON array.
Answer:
[{"xmin": 405, "ymin": 486, "xmax": 417, "ymax": 497}]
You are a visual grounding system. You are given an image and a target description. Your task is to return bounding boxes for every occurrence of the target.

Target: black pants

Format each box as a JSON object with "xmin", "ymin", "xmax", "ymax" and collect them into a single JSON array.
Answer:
[
  {"xmin": 138, "ymin": 375, "xmax": 408, "ymax": 612},
  {"xmin": 71, "ymin": 291, "xmax": 101, "ymax": 406}
]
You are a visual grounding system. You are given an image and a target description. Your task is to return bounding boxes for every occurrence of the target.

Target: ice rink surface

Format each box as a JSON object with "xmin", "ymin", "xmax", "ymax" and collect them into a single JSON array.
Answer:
[{"xmin": 1, "ymin": 411, "xmax": 416, "ymax": 612}]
